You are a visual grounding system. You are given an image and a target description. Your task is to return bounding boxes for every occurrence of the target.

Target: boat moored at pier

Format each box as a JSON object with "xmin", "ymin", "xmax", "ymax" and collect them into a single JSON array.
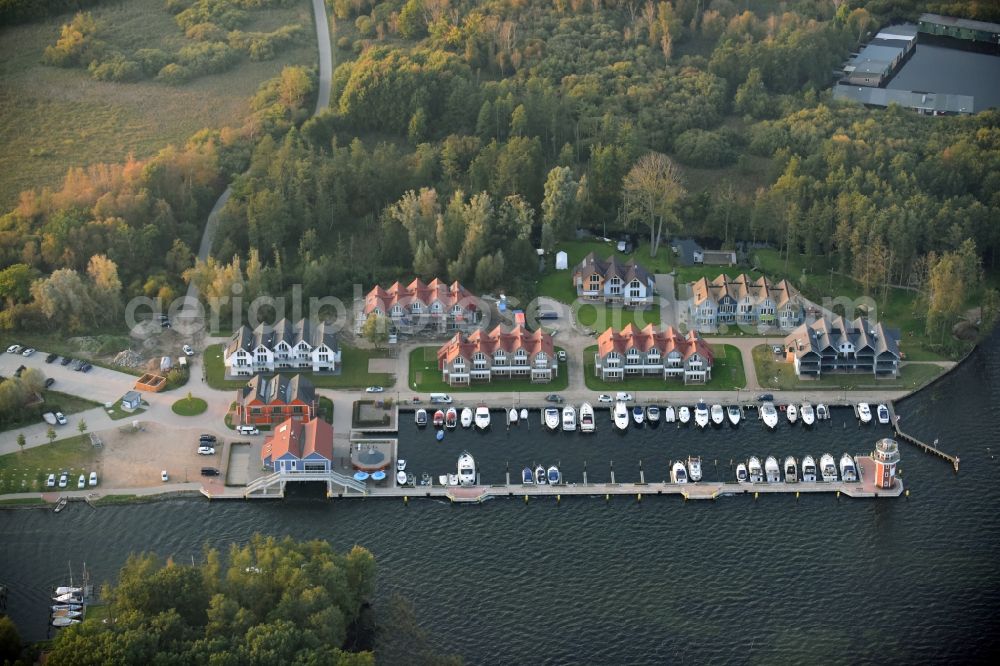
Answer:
[
  {"xmin": 671, "ymin": 461, "xmax": 688, "ymax": 484},
  {"xmin": 678, "ymin": 406, "xmax": 691, "ymax": 425},
  {"xmin": 460, "ymin": 407, "xmax": 473, "ymax": 428},
  {"xmin": 457, "ymin": 452, "xmax": 476, "ymax": 486},
  {"xmin": 802, "ymin": 455, "xmax": 817, "ymax": 482},
  {"xmin": 801, "ymin": 403, "xmax": 815, "ymax": 426},
  {"xmin": 764, "ymin": 456, "xmax": 781, "ymax": 483},
  {"xmin": 664, "ymin": 405, "xmax": 676, "ymax": 423},
  {"xmin": 415, "ymin": 409, "xmax": 428, "ymax": 427},
  {"xmin": 748, "ymin": 457, "xmax": 764, "ymax": 483},
  {"xmin": 784, "ymin": 456, "xmax": 798, "ymax": 483},
  {"xmin": 562, "ymin": 405, "xmax": 577, "ymax": 431},
  {"xmin": 736, "ymin": 463, "xmax": 749, "ymax": 483},
  {"xmin": 580, "ymin": 403, "xmax": 595, "ymax": 433},
  {"xmin": 858, "ymin": 403, "xmax": 872, "ymax": 424},
  {"xmin": 687, "ymin": 456, "xmax": 702, "ymax": 481},
  {"xmin": 727, "ymin": 405, "xmax": 741, "ymax": 427},
  {"xmin": 820, "ymin": 453, "xmax": 838, "ymax": 482},
  {"xmin": 544, "ymin": 408, "xmax": 560, "ymax": 431},
  {"xmin": 694, "ymin": 402, "xmax": 709, "ymax": 429},
  {"xmin": 840, "ymin": 453, "xmax": 858, "ymax": 482},
  {"xmin": 613, "ymin": 402, "xmax": 629, "ymax": 431},
  {"xmin": 761, "ymin": 402, "xmax": 779, "ymax": 429},
  {"xmin": 475, "ymin": 406, "xmax": 491, "ymax": 430}
]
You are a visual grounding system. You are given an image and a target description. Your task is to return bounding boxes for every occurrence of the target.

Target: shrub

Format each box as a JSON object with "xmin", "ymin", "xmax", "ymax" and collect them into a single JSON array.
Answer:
[
  {"xmin": 673, "ymin": 128, "xmax": 735, "ymax": 168},
  {"xmin": 185, "ymin": 21, "xmax": 227, "ymax": 41},
  {"xmin": 42, "ymin": 11, "xmax": 105, "ymax": 67},
  {"xmin": 177, "ymin": 40, "xmax": 239, "ymax": 76},
  {"xmin": 355, "ymin": 15, "xmax": 374, "ymax": 38},
  {"xmin": 88, "ymin": 54, "xmax": 143, "ymax": 82},
  {"xmin": 336, "ymin": 35, "xmax": 351, "ymax": 50},
  {"xmin": 157, "ymin": 62, "xmax": 192, "ymax": 84},
  {"xmin": 135, "ymin": 48, "xmax": 172, "ymax": 77}
]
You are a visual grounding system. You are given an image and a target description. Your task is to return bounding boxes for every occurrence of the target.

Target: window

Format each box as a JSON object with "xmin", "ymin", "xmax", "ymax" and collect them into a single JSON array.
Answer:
[
  {"xmin": 514, "ymin": 350, "xmax": 527, "ymax": 366},
  {"xmin": 588, "ymin": 273, "xmax": 601, "ymax": 290},
  {"xmin": 473, "ymin": 352, "xmax": 488, "ymax": 369},
  {"xmin": 410, "ymin": 302, "xmax": 422, "ymax": 314},
  {"xmin": 608, "ymin": 278, "xmax": 622, "ymax": 295}
]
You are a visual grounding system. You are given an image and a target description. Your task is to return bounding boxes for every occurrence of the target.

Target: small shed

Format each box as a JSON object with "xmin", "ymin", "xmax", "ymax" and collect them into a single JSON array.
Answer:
[
  {"xmin": 121, "ymin": 391, "xmax": 142, "ymax": 411},
  {"xmin": 555, "ymin": 251, "xmax": 568, "ymax": 270}
]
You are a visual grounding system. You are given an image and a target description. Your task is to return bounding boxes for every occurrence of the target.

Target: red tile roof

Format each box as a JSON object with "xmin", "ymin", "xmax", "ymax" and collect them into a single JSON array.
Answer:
[
  {"xmin": 261, "ymin": 417, "xmax": 333, "ymax": 463},
  {"xmin": 437, "ymin": 325, "xmax": 554, "ymax": 365},
  {"xmin": 364, "ymin": 278, "xmax": 478, "ymax": 316},
  {"xmin": 596, "ymin": 323, "xmax": 713, "ymax": 364}
]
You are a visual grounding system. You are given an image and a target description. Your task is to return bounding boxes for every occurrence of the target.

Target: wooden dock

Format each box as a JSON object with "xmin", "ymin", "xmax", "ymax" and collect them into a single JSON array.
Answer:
[{"xmin": 887, "ymin": 402, "xmax": 959, "ymax": 471}]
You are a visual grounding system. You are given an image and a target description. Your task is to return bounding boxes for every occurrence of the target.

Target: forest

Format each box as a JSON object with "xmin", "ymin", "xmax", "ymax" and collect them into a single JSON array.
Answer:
[{"xmin": 0, "ymin": 0, "xmax": 998, "ymax": 338}]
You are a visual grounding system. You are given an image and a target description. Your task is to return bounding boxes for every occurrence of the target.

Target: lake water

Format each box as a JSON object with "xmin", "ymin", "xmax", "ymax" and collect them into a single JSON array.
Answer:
[
  {"xmin": 2, "ymin": 331, "xmax": 1000, "ymax": 663},
  {"xmin": 889, "ymin": 43, "xmax": 1000, "ymax": 111}
]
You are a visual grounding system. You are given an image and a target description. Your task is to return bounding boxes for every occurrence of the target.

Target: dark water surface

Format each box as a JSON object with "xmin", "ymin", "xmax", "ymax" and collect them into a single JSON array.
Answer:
[
  {"xmin": 3, "ymin": 334, "xmax": 1000, "ymax": 664},
  {"xmin": 888, "ymin": 44, "xmax": 1000, "ymax": 110}
]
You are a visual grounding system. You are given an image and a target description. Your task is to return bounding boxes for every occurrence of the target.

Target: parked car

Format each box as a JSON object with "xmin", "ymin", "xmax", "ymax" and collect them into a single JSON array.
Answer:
[
  {"xmin": 365, "ymin": 386, "xmax": 385, "ymax": 393},
  {"xmin": 182, "ymin": 344, "xmax": 194, "ymax": 356},
  {"xmin": 58, "ymin": 472, "xmax": 68, "ymax": 488},
  {"xmin": 161, "ymin": 470, "xmax": 169, "ymax": 482},
  {"xmin": 44, "ymin": 378, "xmax": 55, "ymax": 388},
  {"xmin": 46, "ymin": 473, "xmax": 56, "ymax": 487},
  {"xmin": 72, "ymin": 360, "xmax": 85, "ymax": 371},
  {"xmin": 597, "ymin": 394, "xmax": 613, "ymax": 403},
  {"xmin": 556, "ymin": 350, "xmax": 567, "ymax": 362},
  {"xmin": 45, "ymin": 353, "xmax": 58, "ymax": 363},
  {"xmin": 545, "ymin": 394, "xmax": 564, "ymax": 404},
  {"xmin": 77, "ymin": 474, "xmax": 86, "ymax": 489},
  {"xmin": 199, "ymin": 434, "xmax": 217, "ymax": 443},
  {"xmin": 81, "ymin": 363, "xmax": 92, "ymax": 373},
  {"xmin": 197, "ymin": 446, "xmax": 215, "ymax": 456},
  {"xmin": 6, "ymin": 344, "xmax": 21, "ymax": 354},
  {"xmin": 89, "ymin": 472, "xmax": 98, "ymax": 486},
  {"xmin": 756, "ymin": 393, "xmax": 775, "ymax": 402},
  {"xmin": 14, "ymin": 365, "xmax": 25, "ymax": 377},
  {"xmin": 21, "ymin": 347, "xmax": 35, "ymax": 357},
  {"xmin": 55, "ymin": 412, "xmax": 67, "ymax": 425},
  {"xmin": 616, "ymin": 392, "xmax": 633, "ymax": 402},
  {"xmin": 201, "ymin": 467, "xmax": 220, "ymax": 477},
  {"xmin": 237, "ymin": 425, "xmax": 259, "ymax": 436},
  {"xmin": 60, "ymin": 356, "xmax": 73, "ymax": 366}
]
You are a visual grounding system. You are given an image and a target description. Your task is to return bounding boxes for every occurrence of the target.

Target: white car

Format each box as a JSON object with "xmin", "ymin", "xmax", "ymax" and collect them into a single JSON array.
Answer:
[
  {"xmin": 182, "ymin": 344, "xmax": 194, "ymax": 356},
  {"xmin": 365, "ymin": 386, "xmax": 384, "ymax": 393},
  {"xmin": 77, "ymin": 474, "xmax": 86, "ymax": 489},
  {"xmin": 89, "ymin": 472, "xmax": 98, "ymax": 486},
  {"xmin": 47, "ymin": 473, "xmax": 56, "ymax": 487},
  {"xmin": 161, "ymin": 470, "xmax": 169, "ymax": 482},
  {"xmin": 197, "ymin": 446, "xmax": 215, "ymax": 455},
  {"xmin": 21, "ymin": 347, "xmax": 35, "ymax": 357},
  {"xmin": 616, "ymin": 392, "xmax": 633, "ymax": 402},
  {"xmin": 55, "ymin": 412, "xmax": 67, "ymax": 425},
  {"xmin": 237, "ymin": 425, "xmax": 259, "ymax": 435},
  {"xmin": 598, "ymin": 394, "xmax": 613, "ymax": 403},
  {"xmin": 58, "ymin": 472, "xmax": 68, "ymax": 488},
  {"xmin": 556, "ymin": 350, "xmax": 567, "ymax": 362},
  {"xmin": 6, "ymin": 344, "xmax": 21, "ymax": 353}
]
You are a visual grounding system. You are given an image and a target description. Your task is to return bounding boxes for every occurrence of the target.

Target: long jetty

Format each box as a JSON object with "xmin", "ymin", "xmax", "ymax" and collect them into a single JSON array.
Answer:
[{"xmin": 887, "ymin": 401, "xmax": 959, "ymax": 471}]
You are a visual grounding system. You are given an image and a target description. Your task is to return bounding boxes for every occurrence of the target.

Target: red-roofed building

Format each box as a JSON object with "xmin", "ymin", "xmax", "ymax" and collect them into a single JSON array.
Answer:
[
  {"xmin": 437, "ymin": 325, "xmax": 557, "ymax": 386},
  {"xmin": 363, "ymin": 278, "xmax": 480, "ymax": 333},
  {"xmin": 594, "ymin": 324, "xmax": 713, "ymax": 384},
  {"xmin": 261, "ymin": 417, "xmax": 333, "ymax": 473}
]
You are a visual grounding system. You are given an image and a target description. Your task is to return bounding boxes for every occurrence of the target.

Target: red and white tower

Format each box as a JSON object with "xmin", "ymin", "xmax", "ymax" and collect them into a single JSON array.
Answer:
[{"xmin": 873, "ymin": 438, "xmax": 900, "ymax": 489}]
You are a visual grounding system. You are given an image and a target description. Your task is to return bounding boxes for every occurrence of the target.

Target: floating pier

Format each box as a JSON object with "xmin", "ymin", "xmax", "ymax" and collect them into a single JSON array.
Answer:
[{"xmin": 887, "ymin": 402, "xmax": 959, "ymax": 471}]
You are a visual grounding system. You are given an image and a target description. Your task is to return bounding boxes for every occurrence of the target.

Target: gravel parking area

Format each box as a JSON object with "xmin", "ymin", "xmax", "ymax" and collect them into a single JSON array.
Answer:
[{"xmin": 98, "ymin": 422, "xmax": 227, "ymax": 488}]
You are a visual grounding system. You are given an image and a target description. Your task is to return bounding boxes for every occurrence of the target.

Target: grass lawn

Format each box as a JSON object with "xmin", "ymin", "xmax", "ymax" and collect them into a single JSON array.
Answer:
[
  {"xmin": 204, "ymin": 343, "xmax": 395, "ymax": 390},
  {"xmin": 751, "ymin": 345, "xmax": 945, "ymax": 391},
  {"xmin": 0, "ymin": 497, "xmax": 46, "ymax": 505},
  {"xmin": 408, "ymin": 346, "xmax": 569, "ymax": 393},
  {"xmin": 105, "ymin": 401, "xmax": 147, "ymax": 421},
  {"xmin": 0, "ymin": 389, "xmax": 100, "ymax": 434},
  {"xmin": 172, "ymin": 396, "xmax": 207, "ymax": 416},
  {"xmin": 582, "ymin": 344, "xmax": 747, "ymax": 392},
  {"xmin": 575, "ymin": 303, "xmax": 661, "ymax": 330},
  {"xmin": 0, "ymin": 434, "xmax": 96, "ymax": 495},
  {"xmin": 0, "ymin": 0, "xmax": 318, "ymax": 209}
]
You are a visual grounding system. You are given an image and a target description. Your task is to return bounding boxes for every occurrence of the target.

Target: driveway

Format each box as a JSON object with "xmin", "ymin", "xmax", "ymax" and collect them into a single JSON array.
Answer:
[{"xmin": 654, "ymin": 273, "xmax": 678, "ymax": 327}]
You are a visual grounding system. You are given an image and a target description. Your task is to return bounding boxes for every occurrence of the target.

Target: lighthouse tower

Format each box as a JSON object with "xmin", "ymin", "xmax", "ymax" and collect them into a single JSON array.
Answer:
[{"xmin": 873, "ymin": 438, "xmax": 900, "ymax": 489}]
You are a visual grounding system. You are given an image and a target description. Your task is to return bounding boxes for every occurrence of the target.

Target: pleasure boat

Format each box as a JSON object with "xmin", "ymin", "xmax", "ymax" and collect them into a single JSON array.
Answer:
[
  {"xmin": 52, "ymin": 592, "xmax": 82, "ymax": 604},
  {"xmin": 687, "ymin": 456, "xmax": 702, "ymax": 482},
  {"xmin": 547, "ymin": 465, "xmax": 561, "ymax": 485},
  {"xmin": 519, "ymin": 408, "xmax": 528, "ymax": 422},
  {"xmin": 764, "ymin": 456, "xmax": 781, "ymax": 483},
  {"xmin": 786, "ymin": 403, "xmax": 798, "ymax": 424},
  {"xmin": 406, "ymin": 472, "xmax": 416, "ymax": 486},
  {"xmin": 816, "ymin": 404, "xmax": 828, "ymax": 420},
  {"xmin": 760, "ymin": 402, "xmax": 778, "ymax": 429},
  {"xmin": 522, "ymin": 467, "xmax": 533, "ymax": 484},
  {"xmin": 508, "ymin": 408, "xmax": 519, "ymax": 425},
  {"xmin": 801, "ymin": 403, "xmax": 815, "ymax": 426},
  {"xmin": 396, "ymin": 470, "xmax": 408, "ymax": 485},
  {"xmin": 433, "ymin": 410, "xmax": 445, "ymax": 427},
  {"xmin": 562, "ymin": 405, "xmax": 577, "ymax": 431},
  {"xmin": 678, "ymin": 406, "xmax": 691, "ymax": 425},
  {"xmin": 820, "ymin": 453, "xmax": 838, "ymax": 482},
  {"xmin": 664, "ymin": 405, "xmax": 676, "ymax": 423},
  {"xmin": 396, "ymin": 459, "xmax": 406, "ymax": 472},
  {"xmin": 670, "ymin": 460, "xmax": 688, "ymax": 484},
  {"xmin": 457, "ymin": 452, "xmax": 476, "ymax": 486},
  {"xmin": 51, "ymin": 610, "xmax": 82, "ymax": 619},
  {"xmin": 710, "ymin": 404, "xmax": 725, "ymax": 426},
  {"xmin": 784, "ymin": 456, "xmax": 798, "ymax": 483},
  {"xmin": 447, "ymin": 473, "xmax": 459, "ymax": 486},
  {"xmin": 438, "ymin": 474, "xmax": 449, "ymax": 486},
  {"xmin": 748, "ymin": 457, "xmax": 764, "ymax": 483},
  {"xmin": 736, "ymin": 463, "xmax": 749, "ymax": 483},
  {"xmin": 535, "ymin": 465, "xmax": 547, "ymax": 484},
  {"xmin": 801, "ymin": 455, "xmax": 817, "ymax": 482},
  {"xmin": 694, "ymin": 402, "xmax": 709, "ymax": 429},
  {"xmin": 436, "ymin": 430, "xmax": 445, "ymax": 442},
  {"xmin": 544, "ymin": 408, "xmax": 561, "ymax": 430},
  {"xmin": 877, "ymin": 404, "xmax": 890, "ymax": 425},
  {"xmin": 631, "ymin": 405, "xmax": 644, "ymax": 426},
  {"xmin": 415, "ymin": 409, "xmax": 428, "ymax": 427},
  {"xmin": 727, "ymin": 405, "xmax": 741, "ymax": 427},
  {"xmin": 445, "ymin": 407, "xmax": 458, "ymax": 429},
  {"xmin": 50, "ymin": 617, "xmax": 80, "ymax": 628},
  {"xmin": 54, "ymin": 587, "xmax": 81, "ymax": 596},
  {"xmin": 420, "ymin": 472, "xmax": 431, "ymax": 486},
  {"xmin": 52, "ymin": 604, "xmax": 82, "ymax": 612},
  {"xmin": 460, "ymin": 407, "xmax": 473, "ymax": 428},
  {"xmin": 580, "ymin": 402, "xmax": 595, "ymax": 433},
  {"xmin": 840, "ymin": 453, "xmax": 858, "ymax": 482},
  {"xmin": 857, "ymin": 402, "xmax": 872, "ymax": 424},
  {"xmin": 647, "ymin": 405, "xmax": 660, "ymax": 425},
  {"xmin": 475, "ymin": 406, "xmax": 491, "ymax": 430},
  {"xmin": 613, "ymin": 402, "xmax": 630, "ymax": 431}
]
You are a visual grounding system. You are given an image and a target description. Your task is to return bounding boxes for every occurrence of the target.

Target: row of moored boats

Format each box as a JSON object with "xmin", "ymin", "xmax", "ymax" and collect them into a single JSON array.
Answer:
[
  {"xmin": 734, "ymin": 453, "xmax": 859, "ymax": 484},
  {"xmin": 50, "ymin": 586, "xmax": 85, "ymax": 627}
]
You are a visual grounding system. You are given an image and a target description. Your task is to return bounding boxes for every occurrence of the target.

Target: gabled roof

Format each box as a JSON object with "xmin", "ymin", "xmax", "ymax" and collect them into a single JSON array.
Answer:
[
  {"xmin": 239, "ymin": 374, "xmax": 315, "ymax": 406},
  {"xmin": 596, "ymin": 324, "xmax": 713, "ymax": 364},
  {"xmin": 784, "ymin": 316, "xmax": 900, "ymax": 359},
  {"xmin": 437, "ymin": 325, "xmax": 554, "ymax": 365},
  {"xmin": 691, "ymin": 273, "xmax": 801, "ymax": 308},
  {"xmin": 226, "ymin": 319, "xmax": 338, "ymax": 355},
  {"xmin": 364, "ymin": 278, "xmax": 478, "ymax": 316},
  {"xmin": 573, "ymin": 252, "xmax": 652, "ymax": 286},
  {"xmin": 262, "ymin": 417, "xmax": 333, "ymax": 463}
]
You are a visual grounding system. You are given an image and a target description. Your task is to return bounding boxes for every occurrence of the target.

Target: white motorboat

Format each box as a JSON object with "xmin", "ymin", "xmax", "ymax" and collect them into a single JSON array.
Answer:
[
  {"xmin": 877, "ymin": 404, "xmax": 890, "ymax": 425},
  {"xmin": 460, "ymin": 407, "xmax": 473, "ymax": 428},
  {"xmin": 544, "ymin": 408, "xmax": 561, "ymax": 430},
  {"xmin": 613, "ymin": 402, "xmax": 629, "ymax": 431},
  {"xmin": 736, "ymin": 463, "xmax": 749, "ymax": 483},
  {"xmin": 52, "ymin": 592, "xmax": 81, "ymax": 603},
  {"xmin": 631, "ymin": 405, "xmax": 644, "ymax": 426},
  {"xmin": 396, "ymin": 470, "xmax": 407, "ymax": 485},
  {"xmin": 475, "ymin": 406, "xmax": 491, "ymax": 430},
  {"xmin": 678, "ymin": 406, "xmax": 691, "ymax": 425},
  {"xmin": 647, "ymin": 405, "xmax": 660, "ymax": 424},
  {"xmin": 784, "ymin": 456, "xmax": 798, "ymax": 483},
  {"xmin": 522, "ymin": 467, "xmax": 533, "ymax": 484},
  {"xmin": 764, "ymin": 456, "xmax": 781, "ymax": 483},
  {"xmin": 519, "ymin": 408, "xmax": 528, "ymax": 421},
  {"xmin": 406, "ymin": 472, "xmax": 415, "ymax": 486},
  {"xmin": 786, "ymin": 403, "xmax": 798, "ymax": 424},
  {"xmin": 415, "ymin": 409, "xmax": 428, "ymax": 426},
  {"xmin": 748, "ymin": 457, "xmax": 764, "ymax": 483},
  {"xmin": 535, "ymin": 465, "xmax": 547, "ymax": 484},
  {"xmin": 801, "ymin": 403, "xmax": 815, "ymax": 426},
  {"xmin": 457, "ymin": 452, "xmax": 476, "ymax": 486},
  {"xmin": 508, "ymin": 408, "xmax": 519, "ymax": 425},
  {"xmin": 710, "ymin": 404, "xmax": 724, "ymax": 426},
  {"xmin": 396, "ymin": 459, "xmax": 406, "ymax": 472},
  {"xmin": 664, "ymin": 405, "xmax": 676, "ymax": 423},
  {"xmin": 727, "ymin": 405, "xmax": 741, "ymax": 426},
  {"xmin": 687, "ymin": 456, "xmax": 702, "ymax": 482},
  {"xmin": 670, "ymin": 460, "xmax": 688, "ymax": 484},
  {"xmin": 816, "ymin": 404, "xmax": 828, "ymax": 420},
  {"xmin": 445, "ymin": 407, "xmax": 458, "ymax": 429},
  {"xmin": 820, "ymin": 453, "xmax": 838, "ymax": 482},
  {"xmin": 54, "ymin": 586, "xmax": 82, "ymax": 596},
  {"xmin": 580, "ymin": 402, "xmax": 595, "ymax": 433},
  {"xmin": 858, "ymin": 402, "xmax": 872, "ymax": 424},
  {"xmin": 547, "ymin": 465, "xmax": 561, "ymax": 485},
  {"xmin": 694, "ymin": 402, "xmax": 709, "ymax": 429},
  {"xmin": 840, "ymin": 453, "xmax": 858, "ymax": 482},
  {"xmin": 448, "ymin": 473, "xmax": 459, "ymax": 486},
  {"xmin": 562, "ymin": 405, "xmax": 577, "ymax": 431},
  {"xmin": 50, "ymin": 617, "xmax": 80, "ymax": 628},
  {"xmin": 52, "ymin": 604, "xmax": 82, "ymax": 612},
  {"xmin": 438, "ymin": 474, "xmax": 448, "ymax": 486},
  {"xmin": 760, "ymin": 402, "xmax": 778, "ymax": 429},
  {"xmin": 802, "ymin": 455, "xmax": 817, "ymax": 482}
]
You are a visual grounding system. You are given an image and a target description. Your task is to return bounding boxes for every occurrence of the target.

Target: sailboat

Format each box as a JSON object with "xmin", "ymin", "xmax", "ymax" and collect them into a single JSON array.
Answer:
[{"xmin": 50, "ymin": 616, "xmax": 80, "ymax": 627}]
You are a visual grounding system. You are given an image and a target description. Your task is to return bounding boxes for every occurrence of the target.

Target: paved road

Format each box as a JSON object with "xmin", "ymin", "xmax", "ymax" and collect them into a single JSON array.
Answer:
[{"xmin": 654, "ymin": 274, "xmax": 678, "ymax": 327}]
